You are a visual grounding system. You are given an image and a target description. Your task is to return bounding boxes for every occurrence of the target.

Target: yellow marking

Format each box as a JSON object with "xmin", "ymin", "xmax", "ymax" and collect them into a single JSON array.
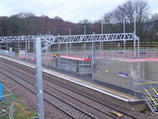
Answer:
[
  {"xmin": 110, "ymin": 111, "xmax": 123, "ymax": 118},
  {"xmin": 0, "ymin": 55, "xmax": 137, "ymax": 100},
  {"xmin": 53, "ymin": 54, "xmax": 59, "ymax": 57},
  {"xmin": 144, "ymin": 89, "xmax": 157, "ymax": 106},
  {"xmin": 135, "ymin": 82, "xmax": 158, "ymax": 85},
  {"xmin": 152, "ymin": 88, "xmax": 158, "ymax": 102},
  {"xmin": 132, "ymin": 89, "xmax": 144, "ymax": 93},
  {"xmin": 146, "ymin": 97, "xmax": 156, "ymax": 107},
  {"xmin": 152, "ymin": 88, "xmax": 158, "ymax": 96},
  {"xmin": 69, "ymin": 78, "xmax": 136, "ymax": 99}
]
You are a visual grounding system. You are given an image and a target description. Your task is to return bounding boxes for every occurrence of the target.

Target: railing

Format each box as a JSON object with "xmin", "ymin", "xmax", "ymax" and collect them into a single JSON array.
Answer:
[
  {"xmin": 0, "ymin": 33, "xmax": 138, "ymax": 52},
  {"xmin": 0, "ymin": 33, "xmax": 135, "ymax": 43},
  {"xmin": 144, "ymin": 88, "xmax": 158, "ymax": 112}
]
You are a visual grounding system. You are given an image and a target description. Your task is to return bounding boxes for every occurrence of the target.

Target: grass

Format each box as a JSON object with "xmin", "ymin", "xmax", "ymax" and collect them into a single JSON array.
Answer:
[
  {"xmin": 0, "ymin": 101, "xmax": 9, "ymax": 119},
  {"xmin": 14, "ymin": 102, "xmax": 37, "ymax": 119},
  {"xmin": 0, "ymin": 94, "xmax": 37, "ymax": 119}
]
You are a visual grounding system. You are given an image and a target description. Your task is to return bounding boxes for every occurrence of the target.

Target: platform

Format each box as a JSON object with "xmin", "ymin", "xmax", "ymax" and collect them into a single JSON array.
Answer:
[{"xmin": 0, "ymin": 54, "xmax": 143, "ymax": 103}]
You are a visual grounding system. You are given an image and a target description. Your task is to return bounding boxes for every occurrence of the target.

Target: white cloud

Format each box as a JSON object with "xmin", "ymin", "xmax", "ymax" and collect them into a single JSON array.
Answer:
[
  {"xmin": 0, "ymin": 0, "xmax": 157, "ymax": 22},
  {"xmin": 147, "ymin": 0, "xmax": 158, "ymax": 14}
]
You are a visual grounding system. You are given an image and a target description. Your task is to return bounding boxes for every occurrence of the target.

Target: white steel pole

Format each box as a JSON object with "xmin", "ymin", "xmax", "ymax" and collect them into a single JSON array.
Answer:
[
  {"xmin": 123, "ymin": 40, "xmax": 126, "ymax": 57},
  {"xmin": 133, "ymin": 12, "xmax": 137, "ymax": 57},
  {"xmin": 138, "ymin": 37, "xmax": 140, "ymax": 58},
  {"xmin": 123, "ymin": 19, "xmax": 125, "ymax": 33},
  {"xmin": 123, "ymin": 17, "xmax": 127, "ymax": 57},
  {"xmin": 84, "ymin": 43, "xmax": 86, "ymax": 57},
  {"xmin": 92, "ymin": 40, "xmax": 94, "ymax": 80},
  {"xmin": 35, "ymin": 37, "xmax": 44, "ymax": 119},
  {"xmin": 84, "ymin": 25, "xmax": 86, "ymax": 35},
  {"xmin": 7, "ymin": 43, "xmax": 9, "ymax": 51},
  {"xmin": 92, "ymin": 33, "xmax": 96, "ymax": 80},
  {"xmin": 101, "ymin": 42, "xmax": 104, "ymax": 58},
  {"xmin": 28, "ymin": 40, "xmax": 30, "ymax": 52},
  {"xmin": 18, "ymin": 40, "xmax": 19, "ymax": 52},
  {"xmin": 100, "ymin": 41, "xmax": 102, "ymax": 57},
  {"xmin": 134, "ymin": 13, "xmax": 136, "ymax": 35},
  {"xmin": 66, "ymin": 43, "xmax": 68, "ymax": 55},
  {"xmin": 58, "ymin": 36, "xmax": 60, "ymax": 55},
  {"xmin": 101, "ymin": 19, "xmax": 104, "ymax": 34},
  {"xmin": 69, "ymin": 28, "xmax": 71, "ymax": 35},
  {"xmin": 25, "ymin": 40, "xmax": 27, "ymax": 53},
  {"xmin": 70, "ymin": 43, "xmax": 71, "ymax": 55}
]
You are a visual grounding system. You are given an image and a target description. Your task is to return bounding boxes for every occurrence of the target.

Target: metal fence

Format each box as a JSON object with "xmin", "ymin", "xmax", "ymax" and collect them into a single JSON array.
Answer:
[
  {"xmin": 0, "ymin": 84, "xmax": 14, "ymax": 119},
  {"xmin": 0, "ymin": 34, "xmax": 158, "ymax": 99}
]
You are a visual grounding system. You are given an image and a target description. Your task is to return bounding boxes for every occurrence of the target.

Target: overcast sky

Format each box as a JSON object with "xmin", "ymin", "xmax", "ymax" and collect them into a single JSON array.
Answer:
[{"xmin": 0, "ymin": 0, "xmax": 157, "ymax": 23}]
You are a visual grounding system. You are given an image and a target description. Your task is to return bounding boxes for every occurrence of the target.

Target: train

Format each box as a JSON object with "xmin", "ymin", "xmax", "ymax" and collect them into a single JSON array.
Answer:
[{"xmin": 52, "ymin": 54, "xmax": 92, "ymax": 75}]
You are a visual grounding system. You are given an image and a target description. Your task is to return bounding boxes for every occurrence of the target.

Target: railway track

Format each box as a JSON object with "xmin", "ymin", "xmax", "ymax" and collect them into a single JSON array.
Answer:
[
  {"xmin": 0, "ymin": 57, "xmax": 157, "ymax": 119},
  {"xmin": 0, "ymin": 61, "xmax": 125, "ymax": 119},
  {"xmin": 0, "ymin": 60, "xmax": 117, "ymax": 119},
  {"xmin": 0, "ymin": 65, "xmax": 99, "ymax": 119}
]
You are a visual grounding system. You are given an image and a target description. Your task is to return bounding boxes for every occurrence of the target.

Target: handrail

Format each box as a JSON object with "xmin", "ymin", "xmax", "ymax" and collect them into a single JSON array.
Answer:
[
  {"xmin": 144, "ymin": 88, "xmax": 157, "ymax": 106},
  {"xmin": 152, "ymin": 88, "xmax": 158, "ymax": 102},
  {"xmin": 146, "ymin": 97, "xmax": 156, "ymax": 108},
  {"xmin": 152, "ymin": 88, "xmax": 158, "ymax": 96}
]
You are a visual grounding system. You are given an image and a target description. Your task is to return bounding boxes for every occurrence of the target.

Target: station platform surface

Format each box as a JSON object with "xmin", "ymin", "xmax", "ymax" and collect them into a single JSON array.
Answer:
[{"xmin": 0, "ymin": 54, "xmax": 142, "ymax": 103}]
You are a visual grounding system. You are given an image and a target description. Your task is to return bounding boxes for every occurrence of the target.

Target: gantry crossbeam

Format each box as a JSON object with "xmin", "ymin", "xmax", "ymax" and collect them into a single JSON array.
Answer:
[{"xmin": 0, "ymin": 33, "xmax": 138, "ymax": 50}]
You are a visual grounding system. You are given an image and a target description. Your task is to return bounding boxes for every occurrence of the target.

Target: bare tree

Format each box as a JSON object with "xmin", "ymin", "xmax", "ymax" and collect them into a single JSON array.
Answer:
[
  {"xmin": 79, "ymin": 19, "xmax": 92, "ymax": 34},
  {"xmin": 103, "ymin": 0, "xmax": 149, "ymax": 37},
  {"xmin": 151, "ymin": 14, "xmax": 158, "ymax": 22}
]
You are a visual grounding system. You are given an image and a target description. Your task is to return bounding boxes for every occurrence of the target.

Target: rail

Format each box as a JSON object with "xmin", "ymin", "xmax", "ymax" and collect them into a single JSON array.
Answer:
[{"xmin": 144, "ymin": 88, "xmax": 158, "ymax": 112}]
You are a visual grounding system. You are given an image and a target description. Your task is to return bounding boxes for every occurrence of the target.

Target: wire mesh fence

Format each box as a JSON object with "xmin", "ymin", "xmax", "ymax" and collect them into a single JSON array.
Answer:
[
  {"xmin": 0, "ymin": 83, "xmax": 14, "ymax": 119},
  {"xmin": 0, "ymin": 37, "xmax": 158, "ymax": 100}
]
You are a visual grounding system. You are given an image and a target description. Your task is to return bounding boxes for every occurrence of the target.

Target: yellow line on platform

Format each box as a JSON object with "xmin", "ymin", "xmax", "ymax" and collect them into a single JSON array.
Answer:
[
  {"xmin": 135, "ymin": 82, "xmax": 158, "ymax": 85},
  {"xmin": 0, "ymin": 55, "xmax": 137, "ymax": 101}
]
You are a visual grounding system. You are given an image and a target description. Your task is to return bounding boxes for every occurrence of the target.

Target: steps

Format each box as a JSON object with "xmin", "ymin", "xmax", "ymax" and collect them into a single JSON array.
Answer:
[{"xmin": 144, "ymin": 88, "xmax": 158, "ymax": 112}]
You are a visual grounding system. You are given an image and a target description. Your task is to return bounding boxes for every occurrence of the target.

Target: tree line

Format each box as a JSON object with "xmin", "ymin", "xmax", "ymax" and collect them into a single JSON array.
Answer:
[{"xmin": 0, "ymin": 0, "xmax": 157, "ymax": 41}]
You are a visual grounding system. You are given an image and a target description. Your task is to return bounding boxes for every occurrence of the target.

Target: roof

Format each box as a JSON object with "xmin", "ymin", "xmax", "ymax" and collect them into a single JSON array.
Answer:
[
  {"xmin": 125, "ymin": 58, "xmax": 158, "ymax": 62},
  {"xmin": 60, "ymin": 55, "xmax": 91, "ymax": 61}
]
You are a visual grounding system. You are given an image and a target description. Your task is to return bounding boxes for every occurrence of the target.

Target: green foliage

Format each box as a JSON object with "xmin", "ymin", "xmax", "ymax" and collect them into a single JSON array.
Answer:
[{"xmin": 14, "ymin": 102, "xmax": 36, "ymax": 119}]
